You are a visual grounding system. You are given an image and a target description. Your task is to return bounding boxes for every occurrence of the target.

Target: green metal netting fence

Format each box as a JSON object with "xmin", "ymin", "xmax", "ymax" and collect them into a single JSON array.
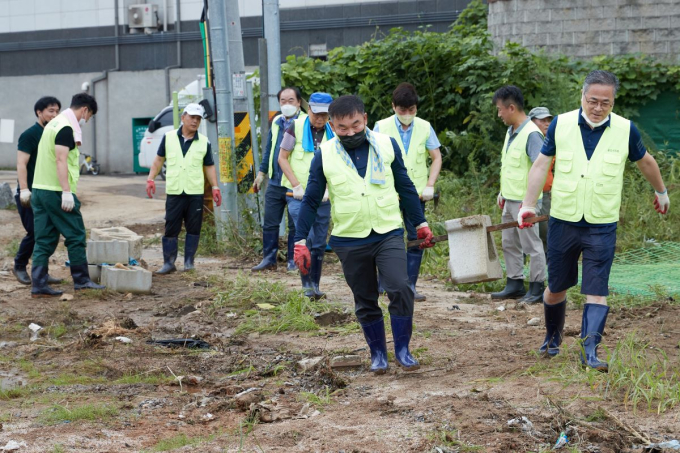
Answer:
[{"xmin": 597, "ymin": 241, "xmax": 680, "ymax": 298}]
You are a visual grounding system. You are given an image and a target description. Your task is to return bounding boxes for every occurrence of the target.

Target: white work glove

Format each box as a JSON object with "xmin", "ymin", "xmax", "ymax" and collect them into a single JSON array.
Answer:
[
  {"xmin": 322, "ymin": 188, "xmax": 329, "ymax": 202},
  {"xmin": 61, "ymin": 191, "xmax": 75, "ymax": 212},
  {"xmin": 292, "ymin": 184, "xmax": 305, "ymax": 200},
  {"xmin": 19, "ymin": 189, "xmax": 32, "ymax": 207},
  {"xmin": 253, "ymin": 171, "xmax": 265, "ymax": 193},
  {"xmin": 517, "ymin": 204, "xmax": 537, "ymax": 229},
  {"xmin": 497, "ymin": 192, "xmax": 505, "ymax": 210},
  {"xmin": 421, "ymin": 185, "xmax": 434, "ymax": 201},
  {"xmin": 654, "ymin": 189, "xmax": 670, "ymax": 214}
]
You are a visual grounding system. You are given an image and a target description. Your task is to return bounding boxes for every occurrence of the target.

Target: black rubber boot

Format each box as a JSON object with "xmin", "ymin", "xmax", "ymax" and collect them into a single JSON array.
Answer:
[
  {"xmin": 491, "ymin": 278, "xmax": 526, "ymax": 299},
  {"xmin": 286, "ymin": 232, "xmax": 297, "ymax": 272},
  {"xmin": 156, "ymin": 236, "xmax": 178, "ymax": 275},
  {"xmin": 309, "ymin": 252, "xmax": 326, "ymax": 300},
  {"xmin": 518, "ymin": 281, "xmax": 545, "ymax": 304},
  {"xmin": 580, "ymin": 303, "xmax": 610, "ymax": 372},
  {"xmin": 47, "ymin": 274, "xmax": 62, "ymax": 284},
  {"xmin": 30, "ymin": 265, "xmax": 63, "ymax": 298},
  {"xmin": 360, "ymin": 318, "xmax": 389, "ymax": 374},
  {"xmin": 252, "ymin": 231, "xmax": 278, "ymax": 272},
  {"xmin": 71, "ymin": 263, "xmax": 106, "ymax": 291},
  {"xmin": 390, "ymin": 315, "xmax": 420, "ymax": 371},
  {"xmin": 13, "ymin": 265, "xmax": 31, "ymax": 285},
  {"xmin": 407, "ymin": 250, "xmax": 426, "ymax": 302},
  {"xmin": 301, "ymin": 270, "xmax": 315, "ymax": 299},
  {"xmin": 183, "ymin": 233, "xmax": 200, "ymax": 272},
  {"xmin": 539, "ymin": 299, "xmax": 566, "ymax": 358}
]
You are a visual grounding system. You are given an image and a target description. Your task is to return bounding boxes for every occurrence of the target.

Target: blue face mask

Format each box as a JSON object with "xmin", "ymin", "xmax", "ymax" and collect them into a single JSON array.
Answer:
[{"xmin": 338, "ymin": 128, "xmax": 366, "ymax": 150}]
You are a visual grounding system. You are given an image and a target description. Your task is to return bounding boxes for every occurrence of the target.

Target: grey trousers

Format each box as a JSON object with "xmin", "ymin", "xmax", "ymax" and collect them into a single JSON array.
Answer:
[
  {"xmin": 502, "ymin": 199, "xmax": 546, "ymax": 282},
  {"xmin": 333, "ymin": 235, "xmax": 414, "ymax": 324}
]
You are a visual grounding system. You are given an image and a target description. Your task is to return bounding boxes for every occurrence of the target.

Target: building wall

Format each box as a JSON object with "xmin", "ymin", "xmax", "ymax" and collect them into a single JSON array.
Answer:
[
  {"xmin": 488, "ymin": 0, "xmax": 680, "ymax": 61},
  {"xmin": 0, "ymin": 68, "xmax": 201, "ymax": 172}
]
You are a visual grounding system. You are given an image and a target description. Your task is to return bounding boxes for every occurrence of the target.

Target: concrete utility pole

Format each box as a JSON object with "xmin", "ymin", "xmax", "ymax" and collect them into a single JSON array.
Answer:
[
  {"xmin": 208, "ymin": 0, "xmax": 238, "ymax": 231},
  {"xmin": 263, "ymin": 0, "xmax": 282, "ymax": 111},
  {"xmin": 225, "ymin": 0, "xmax": 247, "ymax": 115}
]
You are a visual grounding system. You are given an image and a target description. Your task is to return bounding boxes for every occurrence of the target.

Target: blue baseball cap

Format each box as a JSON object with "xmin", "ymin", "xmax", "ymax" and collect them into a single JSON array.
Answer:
[{"xmin": 308, "ymin": 92, "xmax": 333, "ymax": 113}]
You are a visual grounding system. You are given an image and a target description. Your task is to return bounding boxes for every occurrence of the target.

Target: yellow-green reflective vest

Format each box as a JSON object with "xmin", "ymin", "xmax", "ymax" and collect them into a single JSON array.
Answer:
[
  {"xmin": 551, "ymin": 110, "xmax": 629, "ymax": 224},
  {"xmin": 500, "ymin": 120, "xmax": 543, "ymax": 201},
  {"xmin": 281, "ymin": 118, "xmax": 331, "ymax": 190},
  {"xmin": 268, "ymin": 111, "xmax": 308, "ymax": 178},
  {"xmin": 32, "ymin": 113, "xmax": 80, "ymax": 194},
  {"xmin": 320, "ymin": 133, "xmax": 403, "ymax": 238},
  {"xmin": 375, "ymin": 115, "xmax": 430, "ymax": 195},
  {"xmin": 164, "ymin": 130, "xmax": 209, "ymax": 195}
]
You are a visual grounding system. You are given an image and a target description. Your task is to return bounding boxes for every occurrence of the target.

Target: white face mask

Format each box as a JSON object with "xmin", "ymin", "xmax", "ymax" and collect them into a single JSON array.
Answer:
[
  {"xmin": 581, "ymin": 110, "xmax": 608, "ymax": 128},
  {"xmin": 79, "ymin": 118, "xmax": 86, "ymax": 127},
  {"xmin": 396, "ymin": 113, "xmax": 415, "ymax": 125},
  {"xmin": 280, "ymin": 104, "xmax": 298, "ymax": 118}
]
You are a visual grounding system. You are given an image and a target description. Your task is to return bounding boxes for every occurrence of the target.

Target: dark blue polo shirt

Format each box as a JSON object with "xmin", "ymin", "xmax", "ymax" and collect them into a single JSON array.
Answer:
[
  {"xmin": 294, "ymin": 137, "xmax": 425, "ymax": 247},
  {"xmin": 540, "ymin": 108, "xmax": 646, "ymax": 228}
]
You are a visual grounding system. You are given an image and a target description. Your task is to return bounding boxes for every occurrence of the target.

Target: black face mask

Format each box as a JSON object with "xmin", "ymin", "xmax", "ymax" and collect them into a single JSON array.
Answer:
[{"xmin": 337, "ymin": 128, "xmax": 366, "ymax": 150}]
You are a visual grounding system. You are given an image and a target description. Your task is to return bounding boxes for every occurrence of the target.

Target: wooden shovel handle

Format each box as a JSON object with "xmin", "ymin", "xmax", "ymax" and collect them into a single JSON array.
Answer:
[{"xmin": 405, "ymin": 215, "xmax": 548, "ymax": 248}]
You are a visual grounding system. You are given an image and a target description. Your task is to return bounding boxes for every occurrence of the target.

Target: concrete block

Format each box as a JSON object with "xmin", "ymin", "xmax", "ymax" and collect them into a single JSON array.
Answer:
[
  {"xmin": 630, "ymin": 29, "xmax": 656, "ymax": 43},
  {"xmin": 444, "ymin": 215, "xmax": 503, "ymax": 285},
  {"xmin": 523, "ymin": 33, "xmax": 548, "ymax": 46},
  {"xmin": 641, "ymin": 16, "xmax": 670, "ymax": 30},
  {"xmin": 593, "ymin": 17, "xmax": 617, "ymax": 31},
  {"xmin": 573, "ymin": 31, "xmax": 601, "ymax": 45},
  {"xmin": 87, "ymin": 240, "xmax": 129, "ymax": 265},
  {"xmin": 562, "ymin": 19, "xmax": 590, "ymax": 32},
  {"xmin": 90, "ymin": 227, "xmax": 143, "ymax": 260},
  {"xmin": 640, "ymin": 40, "xmax": 669, "ymax": 54},
  {"xmin": 88, "ymin": 264, "xmax": 102, "ymax": 283},
  {"xmin": 101, "ymin": 266, "xmax": 152, "ymax": 294},
  {"xmin": 513, "ymin": 21, "xmax": 536, "ymax": 35},
  {"xmin": 600, "ymin": 29, "xmax": 628, "ymax": 43}
]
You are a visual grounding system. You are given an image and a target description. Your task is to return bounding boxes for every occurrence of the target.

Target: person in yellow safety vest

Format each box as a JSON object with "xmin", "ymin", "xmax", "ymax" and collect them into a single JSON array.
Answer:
[
  {"xmin": 374, "ymin": 83, "xmax": 442, "ymax": 302},
  {"xmin": 492, "ymin": 86, "xmax": 546, "ymax": 304},
  {"xmin": 293, "ymin": 95, "xmax": 435, "ymax": 374},
  {"xmin": 278, "ymin": 92, "xmax": 334, "ymax": 300},
  {"xmin": 252, "ymin": 87, "xmax": 307, "ymax": 272},
  {"xmin": 519, "ymin": 70, "xmax": 670, "ymax": 372},
  {"xmin": 146, "ymin": 103, "xmax": 221, "ymax": 274},
  {"xmin": 528, "ymin": 107, "xmax": 555, "ymax": 262},
  {"xmin": 30, "ymin": 93, "xmax": 104, "ymax": 297}
]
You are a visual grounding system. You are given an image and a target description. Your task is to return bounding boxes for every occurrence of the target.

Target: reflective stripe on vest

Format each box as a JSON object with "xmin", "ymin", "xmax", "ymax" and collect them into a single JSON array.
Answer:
[
  {"xmin": 320, "ymin": 132, "xmax": 403, "ymax": 238},
  {"xmin": 551, "ymin": 110, "xmax": 629, "ymax": 224},
  {"xmin": 281, "ymin": 117, "xmax": 330, "ymax": 190},
  {"xmin": 500, "ymin": 120, "xmax": 543, "ymax": 201},
  {"xmin": 268, "ymin": 112, "xmax": 308, "ymax": 178},
  {"xmin": 375, "ymin": 115, "xmax": 430, "ymax": 194},
  {"xmin": 32, "ymin": 113, "xmax": 80, "ymax": 194},
  {"xmin": 164, "ymin": 130, "xmax": 208, "ymax": 195}
]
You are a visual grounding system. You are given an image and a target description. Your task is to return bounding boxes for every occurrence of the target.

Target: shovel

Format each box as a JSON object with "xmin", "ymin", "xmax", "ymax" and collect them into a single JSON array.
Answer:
[{"xmin": 406, "ymin": 215, "xmax": 548, "ymax": 248}]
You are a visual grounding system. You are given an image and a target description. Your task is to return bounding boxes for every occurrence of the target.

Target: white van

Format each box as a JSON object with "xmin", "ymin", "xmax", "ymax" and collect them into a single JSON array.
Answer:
[{"xmin": 137, "ymin": 78, "xmax": 207, "ymax": 180}]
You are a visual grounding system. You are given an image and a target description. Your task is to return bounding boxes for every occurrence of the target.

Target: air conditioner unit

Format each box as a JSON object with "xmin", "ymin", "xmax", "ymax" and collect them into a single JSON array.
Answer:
[{"xmin": 128, "ymin": 4, "xmax": 158, "ymax": 31}]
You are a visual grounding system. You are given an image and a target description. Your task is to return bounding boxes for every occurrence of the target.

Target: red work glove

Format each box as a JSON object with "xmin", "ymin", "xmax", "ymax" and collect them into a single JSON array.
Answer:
[
  {"xmin": 497, "ymin": 192, "xmax": 505, "ymax": 210},
  {"xmin": 146, "ymin": 179, "xmax": 156, "ymax": 198},
  {"xmin": 294, "ymin": 241, "xmax": 311, "ymax": 275},
  {"xmin": 212, "ymin": 186, "xmax": 222, "ymax": 207},
  {"xmin": 654, "ymin": 190, "xmax": 669, "ymax": 214},
  {"xmin": 416, "ymin": 223, "xmax": 434, "ymax": 249},
  {"xmin": 517, "ymin": 204, "xmax": 537, "ymax": 229}
]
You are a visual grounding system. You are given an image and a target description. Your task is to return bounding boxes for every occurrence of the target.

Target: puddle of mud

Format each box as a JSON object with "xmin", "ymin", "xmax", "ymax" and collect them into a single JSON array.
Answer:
[{"xmin": 0, "ymin": 369, "xmax": 27, "ymax": 390}]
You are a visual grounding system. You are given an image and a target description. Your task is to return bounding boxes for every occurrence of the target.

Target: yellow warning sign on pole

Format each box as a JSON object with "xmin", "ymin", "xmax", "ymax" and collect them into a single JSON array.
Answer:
[{"xmin": 218, "ymin": 136, "xmax": 234, "ymax": 183}]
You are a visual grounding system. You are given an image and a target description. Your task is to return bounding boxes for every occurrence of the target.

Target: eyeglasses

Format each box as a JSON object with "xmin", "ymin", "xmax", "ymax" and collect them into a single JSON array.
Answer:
[{"xmin": 584, "ymin": 98, "xmax": 613, "ymax": 109}]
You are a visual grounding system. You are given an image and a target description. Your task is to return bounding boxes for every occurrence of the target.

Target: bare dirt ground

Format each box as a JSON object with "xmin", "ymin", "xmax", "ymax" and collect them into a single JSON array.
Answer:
[{"xmin": 0, "ymin": 174, "xmax": 678, "ymax": 452}]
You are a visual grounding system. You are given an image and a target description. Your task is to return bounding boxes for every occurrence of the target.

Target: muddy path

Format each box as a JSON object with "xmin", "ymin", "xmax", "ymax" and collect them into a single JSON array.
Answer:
[{"xmin": 0, "ymin": 179, "xmax": 679, "ymax": 452}]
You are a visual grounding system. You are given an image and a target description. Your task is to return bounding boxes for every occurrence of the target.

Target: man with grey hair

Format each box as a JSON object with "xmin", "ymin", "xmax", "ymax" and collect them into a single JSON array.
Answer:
[{"xmin": 518, "ymin": 70, "xmax": 670, "ymax": 372}]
